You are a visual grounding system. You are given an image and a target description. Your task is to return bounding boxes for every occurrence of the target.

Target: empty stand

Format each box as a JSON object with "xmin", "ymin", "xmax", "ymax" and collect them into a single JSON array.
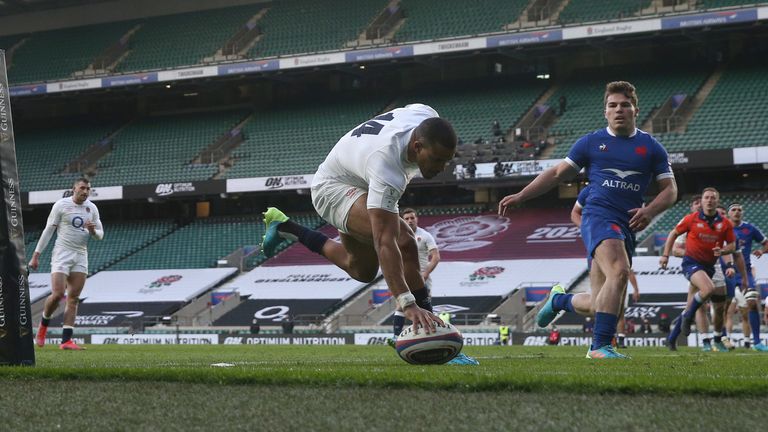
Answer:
[
  {"xmin": 225, "ymin": 100, "xmax": 383, "ymax": 179},
  {"xmin": 558, "ymin": 0, "xmax": 653, "ymax": 24},
  {"xmin": 7, "ymin": 21, "xmax": 136, "ymax": 84},
  {"xmin": 394, "ymin": 0, "xmax": 528, "ymax": 42},
  {"xmin": 16, "ymin": 122, "xmax": 118, "ymax": 192},
  {"xmin": 118, "ymin": 4, "xmax": 264, "ymax": 72},
  {"xmin": 547, "ymin": 66, "xmax": 710, "ymax": 159},
  {"xmin": 247, "ymin": 0, "xmax": 386, "ymax": 58},
  {"xmin": 95, "ymin": 110, "xmax": 248, "ymax": 186}
]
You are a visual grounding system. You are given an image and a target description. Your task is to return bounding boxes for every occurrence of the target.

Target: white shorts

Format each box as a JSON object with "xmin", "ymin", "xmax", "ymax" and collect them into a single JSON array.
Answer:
[
  {"xmin": 733, "ymin": 288, "xmax": 747, "ymax": 308},
  {"xmin": 712, "ymin": 265, "xmax": 725, "ymax": 288},
  {"xmin": 311, "ymin": 179, "xmax": 366, "ymax": 234},
  {"xmin": 51, "ymin": 247, "xmax": 88, "ymax": 275}
]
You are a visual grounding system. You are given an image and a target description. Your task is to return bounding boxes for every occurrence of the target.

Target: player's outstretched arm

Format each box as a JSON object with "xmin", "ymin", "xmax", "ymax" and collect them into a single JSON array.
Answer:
[
  {"xmin": 659, "ymin": 228, "xmax": 681, "ymax": 269},
  {"xmin": 628, "ymin": 177, "xmax": 677, "ymax": 232},
  {"xmin": 498, "ymin": 161, "xmax": 578, "ymax": 215},
  {"xmin": 369, "ymin": 208, "xmax": 438, "ymax": 333}
]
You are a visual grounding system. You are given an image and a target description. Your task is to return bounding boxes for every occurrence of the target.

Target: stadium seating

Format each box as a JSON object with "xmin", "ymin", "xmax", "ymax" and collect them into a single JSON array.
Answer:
[
  {"xmin": 394, "ymin": 0, "xmax": 528, "ymax": 42},
  {"xmin": 558, "ymin": 0, "xmax": 653, "ymax": 25},
  {"xmin": 95, "ymin": 109, "xmax": 248, "ymax": 186},
  {"xmin": 107, "ymin": 213, "xmax": 323, "ymax": 270},
  {"xmin": 118, "ymin": 4, "xmax": 264, "ymax": 72},
  {"xmin": 547, "ymin": 66, "xmax": 710, "ymax": 159},
  {"xmin": 7, "ymin": 21, "xmax": 136, "ymax": 84},
  {"xmin": 247, "ymin": 0, "xmax": 386, "ymax": 58},
  {"xmin": 16, "ymin": 123, "xmax": 118, "ymax": 192},
  {"xmin": 657, "ymin": 64, "xmax": 768, "ymax": 152},
  {"xmin": 699, "ymin": 0, "xmax": 768, "ymax": 9},
  {"xmin": 25, "ymin": 219, "xmax": 177, "ymax": 274},
  {"xmin": 397, "ymin": 79, "xmax": 548, "ymax": 163},
  {"xmin": 225, "ymin": 100, "xmax": 383, "ymax": 179}
]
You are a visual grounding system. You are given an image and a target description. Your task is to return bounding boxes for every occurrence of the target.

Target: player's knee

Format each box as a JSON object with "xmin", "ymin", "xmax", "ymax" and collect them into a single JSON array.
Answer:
[
  {"xmin": 66, "ymin": 296, "xmax": 81, "ymax": 307},
  {"xmin": 710, "ymin": 294, "xmax": 727, "ymax": 303}
]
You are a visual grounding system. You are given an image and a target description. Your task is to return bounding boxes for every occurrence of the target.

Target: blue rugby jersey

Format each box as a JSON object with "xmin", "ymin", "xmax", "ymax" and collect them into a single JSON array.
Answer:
[{"xmin": 565, "ymin": 127, "xmax": 673, "ymax": 225}]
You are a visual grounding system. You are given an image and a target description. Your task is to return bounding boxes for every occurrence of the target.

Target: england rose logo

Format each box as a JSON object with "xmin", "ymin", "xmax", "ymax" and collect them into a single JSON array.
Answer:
[
  {"xmin": 468, "ymin": 266, "xmax": 505, "ymax": 281},
  {"xmin": 427, "ymin": 215, "xmax": 510, "ymax": 251},
  {"xmin": 147, "ymin": 275, "xmax": 182, "ymax": 288}
]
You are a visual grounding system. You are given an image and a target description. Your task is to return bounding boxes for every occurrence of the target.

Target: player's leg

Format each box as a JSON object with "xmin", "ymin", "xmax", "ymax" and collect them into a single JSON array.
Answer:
[
  {"xmin": 679, "ymin": 271, "xmax": 716, "ymax": 338},
  {"xmin": 35, "ymin": 272, "xmax": 67, "ymax": 347},
  {"xmin": 745, "ymin": 280, "xmax": 767, "ymax": 351},
  {"xmin": 538, "ymin": 265, "xmax": 597, "ymax": 328},
  {"xmin": 725, "ymin": 300, "xmax": 737, "ymax": 335},
  {"xmin": 60, "ymin": 272, "xmax": 87, "ymax": 350},
  {"xmin": 588, "ymin": 239, "xmax": 631, "ymax": 357},
  {"xmin": 740, "ymin": 305, "xmax": 752, "ymax": 348},
  {"xmin": 616, "ymin": 283, "xmax": 629, "ymax": 349}
]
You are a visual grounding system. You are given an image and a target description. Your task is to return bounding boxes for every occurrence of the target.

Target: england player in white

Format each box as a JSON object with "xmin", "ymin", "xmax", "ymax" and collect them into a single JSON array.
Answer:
[
  {"xmin": 392, "ymin": 208, "xmax": 440, "ymax": 336},
  {"xmin": 261, "ymin": 104, "xmax": 477, "ymax": 363},
  {"xmin": 31, "ymin": 178, "xmax": 104, "ymax": 350}
]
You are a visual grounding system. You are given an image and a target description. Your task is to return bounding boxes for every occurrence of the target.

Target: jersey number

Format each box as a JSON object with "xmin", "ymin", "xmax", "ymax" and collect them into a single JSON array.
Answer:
[{"xmin": 351, "ymin": 112, "xmax": 394, "ymax": 137}]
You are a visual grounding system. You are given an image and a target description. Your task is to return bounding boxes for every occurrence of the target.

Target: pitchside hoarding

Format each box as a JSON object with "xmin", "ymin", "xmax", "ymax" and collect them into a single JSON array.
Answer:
[{"xmin": 0, "ymin": 50, "xmax": 34, "ymax": 365}]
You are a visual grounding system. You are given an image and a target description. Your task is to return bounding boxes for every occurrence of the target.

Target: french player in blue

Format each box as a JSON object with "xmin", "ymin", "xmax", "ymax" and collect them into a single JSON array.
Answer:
[
  {"xmin": 499, "ymin": 81, "xmax": 677, "ymax": 359},
  {"xmin": 724, "ymin": 203, "xmax": 768, "ymax": 351}
]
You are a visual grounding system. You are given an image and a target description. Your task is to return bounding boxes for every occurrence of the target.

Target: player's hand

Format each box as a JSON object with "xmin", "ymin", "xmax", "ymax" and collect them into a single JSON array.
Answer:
[
  {"xmin": 29, "ymin": 255, "xmax": 39, "ymax": 271},
  {"xmin": 498, "ymin": 193, "xmax": 522, "ymax": 216},
  {"xmin": 633, "ymin": 291, "xmax": 640, "ymax": 303},
  {"xmin": 403, "ymin": 305, "xmax": 443, "ymax": 335},
  {"xmin": 85, "ymin": 220, "xmax": 96, "ymax": 234},
  {"xmin": 421, "ymin": 272, "xmax": 429, "ymax": 282},
  {"xmin": 725, "ymin": 267, "xmax": 735, "ymax": 278},
  {"xmin": 712, "ymin": 246, "xmax": 723, "ymax": 257},
  {"xmin": 628, "ymin": 207, "xmax": 652, "ymax": 232},
  {"xmin": 753, "ymin": 249, "xmax": 764, "ymax": 258},
  {"xmin": 659, "ymin": 255, "xmax": 669, "ymax": 269}
]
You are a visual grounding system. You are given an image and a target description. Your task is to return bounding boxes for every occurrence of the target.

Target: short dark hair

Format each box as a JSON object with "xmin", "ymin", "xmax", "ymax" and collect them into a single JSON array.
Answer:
[
  {"xmin": 414, "ymin": 117, "xmax": 457, "ymax": 150},
  {"xmin": 604, "ymin": 81, "xmax": 638, "ymax": 108},
  {"xmin": 702, "ymin": 187, "xmax": 719, "ymax": 198},
  {"xmin": 74, "ymin": 177, "xmax": 90, "ymax": 187},
  {"xmin": 401, "ymin": 208, "xmax": 417, "ymax": 217}
]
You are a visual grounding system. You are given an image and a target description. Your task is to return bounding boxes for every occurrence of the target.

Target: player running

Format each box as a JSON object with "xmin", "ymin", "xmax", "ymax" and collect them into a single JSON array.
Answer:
[
  {"xmin": 31, "ymin": 178, "xmax": 104, "ymax": 350},
  {"xmin": 501, "ymin": 81, "xmax": 677, "ymax": 359}
]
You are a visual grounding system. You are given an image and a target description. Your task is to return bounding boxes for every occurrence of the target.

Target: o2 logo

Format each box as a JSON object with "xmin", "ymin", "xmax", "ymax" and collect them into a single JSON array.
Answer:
[
  {"xmin": 72, "ymin": 216, "xmax": 85, "ymax": 230},
  {"xmin": 526, "ymin": 225, "xmax": 580, "ymax": 243},
  {"xmin": 253, "ymin": 305, "xmax": 290, "ymax": 322}
]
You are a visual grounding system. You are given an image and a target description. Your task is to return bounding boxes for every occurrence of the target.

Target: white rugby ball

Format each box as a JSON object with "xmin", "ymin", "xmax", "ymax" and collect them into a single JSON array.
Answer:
[{"xmin": 395, "ymin": 322, "xmax": 463, "ymax": 364}]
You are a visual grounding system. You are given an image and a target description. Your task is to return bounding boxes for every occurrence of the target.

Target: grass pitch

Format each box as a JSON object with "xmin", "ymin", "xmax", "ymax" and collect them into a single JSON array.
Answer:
[{"xmin": 3, "ymin": 345, "xmax": 767, "ymax": 431}]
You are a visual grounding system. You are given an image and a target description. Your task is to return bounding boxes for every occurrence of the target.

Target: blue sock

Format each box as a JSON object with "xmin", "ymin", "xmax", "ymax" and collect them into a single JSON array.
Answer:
[
  {"xmin": 683, "ymin": 292, "xmax": 704, "ymax": 318},
  {"xmin": 278, "ymin": 221, "xmax": 329, "ymax": 255},
  {"xmin": 591, "ymin": 312, "xmax": 618, "ymax": 350},
  {"xmin": 669, "ymin": 313, "xmax": 683, "ymax": 342},
  {"xmin": 393, "ymin": 313, "xmax": 405, "ymax": 337},
  {"xmin": 413, "ymin": 288, "xmax": 432, "ymax": 312},
  {"xmin": 722, "ymin": 326, "xmax": 728, "ymax": 337},
  {"xmin": 552, "ymin": 294, "xmax": 575, "ymax": 313},
  {"xmin": 749, "ymin": 310, "xmax": 761, "ymax": 345}
]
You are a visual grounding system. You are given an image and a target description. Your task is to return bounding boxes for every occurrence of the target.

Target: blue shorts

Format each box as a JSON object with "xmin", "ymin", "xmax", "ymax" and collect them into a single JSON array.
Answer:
[
  {"xmin": 681, "ymin": 256, "xmax": 715, "ymax": 281},
  {"xmin": 725, "ymin": 268, "xmax": 756, "ymax": 297},
  {"xmin": 581, "ymin": 214, "xmax": 635, "ymax": 266}
]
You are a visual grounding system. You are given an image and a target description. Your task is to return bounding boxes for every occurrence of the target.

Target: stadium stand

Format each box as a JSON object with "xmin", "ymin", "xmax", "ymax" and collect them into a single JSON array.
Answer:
[
  {"xmin": 118, "ymin": 4, "xmax": 265, "ymax": 72},
  {"xmin": 95, "ymin": 109, "xmax": 248, "ymax": 186},
  {"xmin": 16, "ymin": 122, "xmax": 118, "ymax": 192},
  {"xmin": 657, "ymin": 63, "xmax": 768, "ymax": 152},
  {"xmin": 394, "ymin": 0, "xmax": 528, "ymax": 42},
  {"xmin": 699, "ymin": 0, "xmax": 768, "ymax": 9},
  {"xmin": 225, "ymin": 100, "xmax": 384, "ymax": 179},
  {"xmin": 7, "ymin": 21, "xmax": 136, "ymax": 84},
  {"xmin": 25, "ymin": 219, "xmax": 178, "ymax": 275},
  {"xmin": 106, "ymin": 213, "xmax": 322, "ymax": 270},
  {"xmin": 247, "ymin": 0, "xmax": 386, "ymax": 58},
  {"xmin": 558, "ymin": 0, "xmax": 654, "ymax": 24},
  {"xmin": 547, "ymin": 66, "xmax": 710, "ymax": 158}
]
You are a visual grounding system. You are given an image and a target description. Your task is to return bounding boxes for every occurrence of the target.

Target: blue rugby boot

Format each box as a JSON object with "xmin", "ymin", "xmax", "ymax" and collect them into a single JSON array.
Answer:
[
  {"xmin": 261, "ymin": 207, "xmax": 291, "ymax": 258},
  {"xmin": 751, "ymin": 343, "xmax": 768, "ymax": 352},
  {"xmin": 536, "ymin": 284, "xmax": 566, "ymax": 328},
  {"xmin": 586, "ymin": 345, "xmax": 631, "ymax": 359},
  {"xmin": 447, "ymin": 353, "xmax": 479, "ymax": 365}
]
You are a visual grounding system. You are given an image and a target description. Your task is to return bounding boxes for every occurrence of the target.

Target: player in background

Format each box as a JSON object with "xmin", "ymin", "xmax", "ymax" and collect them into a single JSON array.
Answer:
[
  {"xmin": 723, "ymin": 203, "xmax": 768, "ymax": 351},
  {"xmin": 565, "ymin": 185, "xmax": 639, "ymax": 349},
  {"xmin": 31, "ymin": 178, "xmax": 104, "ymax": 350},
  {"xmin": 392, "ymin": 208, "xmax": 440, "ymax": 337},
  {"xmin": 671, "ymin": 201, "xmax": 737, "ymax": 351},
  {"xmin": 260, "ymin": 104, "xmax": 477, "ymax": 364},
  {"xmin": 504, "ymin": 81, "xmax": 677, "ymax": 359},
  {"xmin": 661, "ymin": 188, "xmax": 745, "ymax": 351}
]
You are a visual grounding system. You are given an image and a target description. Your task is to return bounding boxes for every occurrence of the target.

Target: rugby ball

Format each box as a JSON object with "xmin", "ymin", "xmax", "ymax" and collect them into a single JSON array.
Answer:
[{"xmin": 395, "ymin": 322, "xmax": 464, "ymax": 364}]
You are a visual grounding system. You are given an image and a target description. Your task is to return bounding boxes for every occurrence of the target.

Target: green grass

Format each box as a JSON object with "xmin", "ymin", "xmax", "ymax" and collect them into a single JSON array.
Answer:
[{"xmin": 3, "ymin": 345, "xmax": 767, "ymax": 431}]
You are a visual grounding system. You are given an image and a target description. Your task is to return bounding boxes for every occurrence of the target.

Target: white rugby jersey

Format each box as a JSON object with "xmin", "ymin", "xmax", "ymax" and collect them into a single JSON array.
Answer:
[
  {"xmin": 414, "ymin": 226, "xmax": 438, "ymax": 273},
  {"xmin": 35, "ymin": 197, "xmax": 103, "ymax": 254},
  {"xmin": 313, "ymin": 104, "xmax": 439, "ymax": 213}
]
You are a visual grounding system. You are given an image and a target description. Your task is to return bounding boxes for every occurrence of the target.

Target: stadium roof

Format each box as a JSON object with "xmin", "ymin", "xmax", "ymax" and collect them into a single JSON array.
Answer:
[{"xmin": 0, "ymin": 0, "xmax": 111, "ymax": 16}]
